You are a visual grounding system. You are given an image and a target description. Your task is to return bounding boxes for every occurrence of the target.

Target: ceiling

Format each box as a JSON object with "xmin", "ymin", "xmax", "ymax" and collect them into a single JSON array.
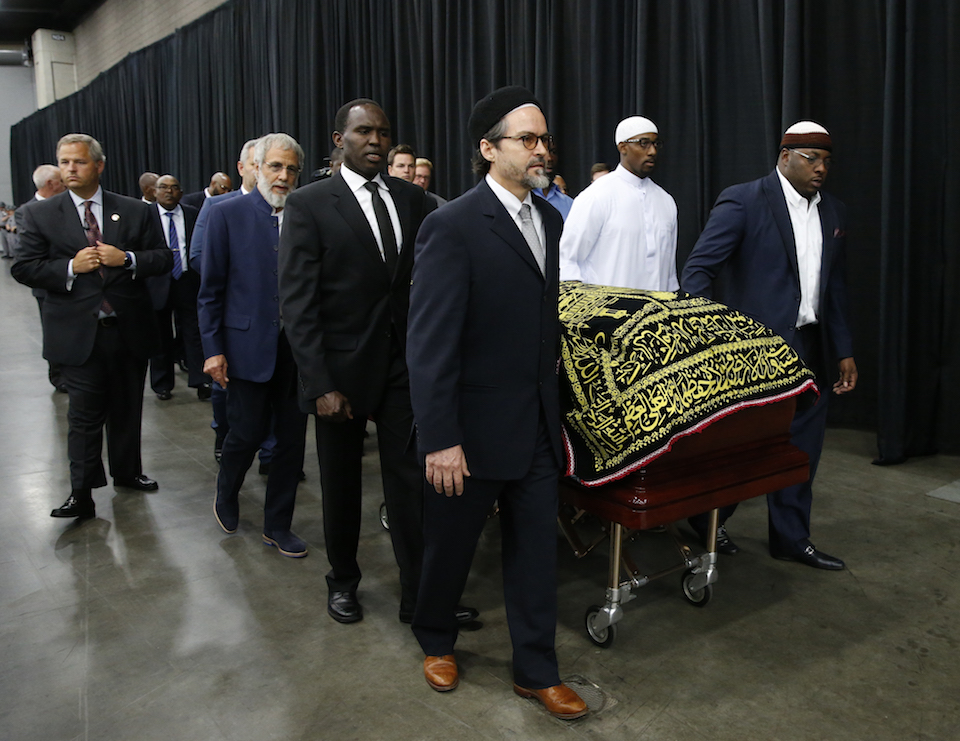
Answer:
[{"xmin": 0, "ymin": 0, "xmax": 105, "ymax": 46}]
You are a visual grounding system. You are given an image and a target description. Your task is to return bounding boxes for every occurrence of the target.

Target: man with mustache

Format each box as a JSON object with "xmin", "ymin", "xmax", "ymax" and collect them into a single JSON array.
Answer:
[
  {"xmin": 198, "ymin": 133, "xmax": 309, "ymax": 557},
  {"xmin": 559, "ymin": 116, "xmax": 678, "ymax": 291},
  {"xmin": 682, "ymin": 121, "xmax": 857, "ymax": 569},
  {"xmin": 279, "ymin": 100, "xmax": 477, "ymax": 628},
  {"xmin": 406, "ymin": 86, "xmax": 588, "ymax": 720}
]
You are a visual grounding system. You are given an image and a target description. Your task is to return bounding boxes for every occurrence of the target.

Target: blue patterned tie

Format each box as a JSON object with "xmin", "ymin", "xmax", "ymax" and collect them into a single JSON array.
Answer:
[{"xmin": 166, "ymin": 212, "xmax": 183, "ymax": 279}]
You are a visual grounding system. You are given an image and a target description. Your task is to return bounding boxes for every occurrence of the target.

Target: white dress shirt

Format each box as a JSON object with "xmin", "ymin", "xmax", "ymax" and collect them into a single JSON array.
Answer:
[
  {"xmin": 777, "ymin": 168, "xmax": 823, "ymax": 327},
  {"xmin": 340, "ymin": 165, "xmax": 402, "ymax": 259},
  {"xmin": 559, "ymin": 164, "xmax": 678, "ymax": 291},
  {"xmin": 157, "ymin": 202, "xmax": 187, "ymax": 271},
  {"xmin": 484, "ymin": 173, "xmax": 546, "ymax": 252}
]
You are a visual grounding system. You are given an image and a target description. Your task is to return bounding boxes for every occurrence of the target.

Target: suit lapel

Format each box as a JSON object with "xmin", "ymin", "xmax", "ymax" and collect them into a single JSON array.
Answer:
[
  {"xmin": 479, "ymin": 180, "xmax": 543, "ymax": 279},
  {"xmin": 101, "ymin": 191, "xmax": 120, "ymax": 247},
  {"xmin": 535, "ymin": 195, "xmax": 560, "ymax": 285},
  {"xmin": 384, "ymin": 178, "xmax": 415, "ymax": 286},
  {"xmin": 762, "ymin": 171, "xmax": 800, "ymax": 281},
  {"xmin": 332, "ymin": 174, "xmax": 386, "ymax": 271},
  {"xmin": 817, "ymin": 194, "xmax": 838, "ymax": 306},
  {"xmin": 57, "ymin": 191, "xmax": 88, "ymax": 250}
]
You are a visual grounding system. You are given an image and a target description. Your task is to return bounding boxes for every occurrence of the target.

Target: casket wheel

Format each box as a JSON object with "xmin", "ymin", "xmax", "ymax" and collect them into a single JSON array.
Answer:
[
  {"xmin": 681, "ymin": 570, "xmax": 713, "ymax": 607},
  {"xmin": 379, "ymin": 502, "xmax": 390, "ymax": 531},
  {"xmin": 584, "ymin": 605, "xmax": 617, "ymax": 648}
]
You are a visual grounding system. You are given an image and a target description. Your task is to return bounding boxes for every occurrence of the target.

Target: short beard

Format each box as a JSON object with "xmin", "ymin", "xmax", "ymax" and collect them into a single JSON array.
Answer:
[
  {"xmin": 522, "ymin": 171, "xmax": 550, "ymax": 190},
  {"xmin": 257, "ymin": 173, "xmax": 290, "ymax": 209}
]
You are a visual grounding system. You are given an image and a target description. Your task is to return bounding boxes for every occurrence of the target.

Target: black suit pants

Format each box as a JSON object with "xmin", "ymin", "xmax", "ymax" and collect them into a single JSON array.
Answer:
[
  {"xmin": 217, "ymin": 331, "xmax": 307, "ymax": 532},
  {"xmin": 60, "ymin": 322, "xmax": 147, "ymax": 490},
  {"xmin": 315, "ymin": 349, "xmax": 423, "ymax": 608},
  {"xmin": 150, "ymin": 272, "xmax": 208, "ymax": 392},
  {"xmin": 412, "ymin": 417, "xmax": 562, "ymax": 690},
  {"xmin": 691, "ymin": 323, "xmax": 830, "ymax": 553}
]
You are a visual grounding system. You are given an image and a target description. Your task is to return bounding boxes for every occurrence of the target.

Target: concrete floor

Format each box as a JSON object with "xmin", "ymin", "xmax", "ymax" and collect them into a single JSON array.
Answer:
[{"xmin": 2, "ymin": 264, "xmax": 959, "ymax": 741}]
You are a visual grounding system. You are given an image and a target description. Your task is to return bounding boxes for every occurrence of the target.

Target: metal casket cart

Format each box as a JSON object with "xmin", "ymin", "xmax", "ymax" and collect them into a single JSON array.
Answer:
[{"xmin": 558, "ymin": 397, "xmax": 809, "ymax": 647}]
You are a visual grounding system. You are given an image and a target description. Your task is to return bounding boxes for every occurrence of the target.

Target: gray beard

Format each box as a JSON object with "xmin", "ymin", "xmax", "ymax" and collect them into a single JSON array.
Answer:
[
  {"xmin": 523, "ymin": 172, "xmax": 551, "ymax": 191},
  {"xmin": 257, "ymin": 175, "xmax": 290, "ymax": 209}
]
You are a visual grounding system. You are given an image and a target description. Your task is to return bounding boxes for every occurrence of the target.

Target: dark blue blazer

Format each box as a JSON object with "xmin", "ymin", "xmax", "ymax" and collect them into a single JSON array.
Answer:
[
  {"xmin": 406, "ymin": 179, "xmax": 564, "ymax": 480},
  {"xmin": 681, "ymin": 170, "xmax": 853, "ymax": 365},
  {"xmin": 189, "ymin": 189, "xmax": 243, "ymax": 272},
  {"xmin": 197, "ymin": 188, "xmax": 283, "ymax": 383}
]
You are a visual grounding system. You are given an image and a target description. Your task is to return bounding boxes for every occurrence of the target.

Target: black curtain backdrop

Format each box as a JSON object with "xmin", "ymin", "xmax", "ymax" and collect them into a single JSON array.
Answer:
[{"xmin": 9, "ymin": 0, "xmax": 960, "ymax": 463}]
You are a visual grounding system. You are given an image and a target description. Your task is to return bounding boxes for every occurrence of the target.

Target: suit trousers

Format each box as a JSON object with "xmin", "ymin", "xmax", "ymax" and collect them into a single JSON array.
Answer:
[
  {"xmin": 211, "ymin": 382, "xmax": 276, "ymax": 462},
  {"xmin": 690, "ymin": 324, "xmax": 830, "ymax": 553},
  {"xmin": 35, "ymin": 296, "xmax": 63, "ymax": 387},
  {"xmin": 60, "ymin": 322, "xmax": 147, "ymax": 491},
  {"xmin": 412, "ymin": 417, "xmax": 562, "ymax": 690},
  {"xmin": 315, "ymin": 346, "xmax": 423, "ymax": 609},
  {"xmin": 150, "ymin": 272, "xmax": 208, "ymax": 392},
  {"xmin": 217, "ymin": 331, "xmax": 307, "ymax": 532}
]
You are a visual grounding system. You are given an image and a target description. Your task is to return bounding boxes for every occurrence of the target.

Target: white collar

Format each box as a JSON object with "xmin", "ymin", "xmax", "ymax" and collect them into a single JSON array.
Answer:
[
  {"xmin": 612, "ymin": 163, "xmax": 650, "ymax": 191},
  {"xmin": 484, "ymin": 173, "xmax": 535, "ymax": 221},
  {"xmin": 69, "ymin": 186, "xmax": 103, "ymax": 208},
  {"xmin": 777, "ymin": 167, "xmax": 821, "ymax": 209},
  {"xmin": 340, "ymin": 164, "xmax": 387, "ymax": 194}
]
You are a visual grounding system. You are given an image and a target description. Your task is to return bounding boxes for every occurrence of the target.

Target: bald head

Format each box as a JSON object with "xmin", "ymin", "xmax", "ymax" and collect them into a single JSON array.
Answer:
[
  {"xmin": 139, "ymin": 171, "xmax": 159, "ymax": 202},
  {"xmin": 209, "ymin": 172, "xmax": 233, "ymax": 195}
]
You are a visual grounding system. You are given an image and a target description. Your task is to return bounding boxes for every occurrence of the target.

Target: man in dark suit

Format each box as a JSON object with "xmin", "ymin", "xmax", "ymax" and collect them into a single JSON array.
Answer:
[
  {"xmin": 682, "ymin": 120, "xmax": 858, "ymax": 570},
  {"xmin": 13, "ymin": 133, "xmax": 172, "ymax": 518},
  {"xmin": 146, "ymin": 175, "xmax": 209, "ymax": 401},
  {"xmin": 279, "ymin": 99, "xmax": 472, "ymax": 627},
  {"xmin": 15, "ymin": 164, "xmax": 67, "ymax": 391},
  {"xmin": 405, "ymin": 87, "xmax": 587, "ymax": 720},
  {"xmin": 181, "ymin": 172, "xmax": 232, "ymax": 211},
  {"xmin": 198, "ymin": 133, "xmax": 308, "ymax": 557}
]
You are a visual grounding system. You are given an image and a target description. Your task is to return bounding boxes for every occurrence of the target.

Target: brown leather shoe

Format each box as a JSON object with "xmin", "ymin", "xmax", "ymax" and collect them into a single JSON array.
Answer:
[
  {"xmin": 513, "ymin": 683, "xmax": 588, "ymax": 720},
  {"xmin": 423, "ymin": 654, "xmax": 459, "ymax": 692}
]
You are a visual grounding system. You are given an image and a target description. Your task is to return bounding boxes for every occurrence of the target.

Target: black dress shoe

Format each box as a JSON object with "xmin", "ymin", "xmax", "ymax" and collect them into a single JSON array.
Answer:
[
  {"xmin": 328, "ymin": 591, "xmax": 363, "ymax": 623},
  {"xmin": 399, "ymin": 604, "xmax": 480, "ymax": 624},
  {"xmin": 114, "ymin": 475, "xmax": 159, "ymax": 491},
  {"xmin": 715, "ymin": 525, "xmax": 740, "ymax": 555},
  {"xmin": 156, "ymin": 390, "xmax": 173, "ymax": 401},
  {"xmin": 51, "ymin": 494, "xmax": 95, "ymax": 519},
  {"xmin": 197, "ymin": 384, "xmax": 212, "ymax": 401},
  {"xmin": 772, "ymin": 543, "xmax": 845, "ymax": 570},
  {"xmin": 690, "ymin": 522, "xmax": 740, "ymax": 555}
]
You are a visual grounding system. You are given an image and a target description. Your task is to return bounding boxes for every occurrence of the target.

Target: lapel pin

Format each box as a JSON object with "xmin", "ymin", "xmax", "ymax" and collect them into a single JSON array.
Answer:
[{"xmin": 111, "ymin": 213, "xmax": 120, "ymax": 221}]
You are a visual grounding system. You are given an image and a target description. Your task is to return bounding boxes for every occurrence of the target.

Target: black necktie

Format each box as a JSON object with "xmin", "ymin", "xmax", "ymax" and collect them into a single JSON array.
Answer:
[
  {"xmin": 364, "ymin": 181, "xmax": 398, "ymax": 276},
  {"xmin": 84, "ymin": 200, "xmax": 113, "ymax": 314}
]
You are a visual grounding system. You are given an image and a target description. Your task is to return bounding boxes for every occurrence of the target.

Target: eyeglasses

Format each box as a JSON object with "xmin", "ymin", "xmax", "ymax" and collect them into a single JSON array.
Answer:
[
  {"xmin": 155, "ymin": 184, "xmax": 181, "ymax": 192},
  {"xmin": 790, "ymin": 149, "xmax": 832, "ymax": 169},
  {"xmin": 623, "ymin": 137, "xmax": 662, "ymax": 150},
  {"xmin": 263, "ymin": 162, "xmax": 302, "ymax": 176},
  {"xmin": 501, "ymin": 133, "xmax": 556, "ymax": 151}
]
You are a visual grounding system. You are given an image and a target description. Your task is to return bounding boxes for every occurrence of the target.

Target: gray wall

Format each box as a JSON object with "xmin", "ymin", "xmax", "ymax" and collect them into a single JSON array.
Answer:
[{"xmin": 0, "ymin": 65, "xmax": 38, "ymax": 205}]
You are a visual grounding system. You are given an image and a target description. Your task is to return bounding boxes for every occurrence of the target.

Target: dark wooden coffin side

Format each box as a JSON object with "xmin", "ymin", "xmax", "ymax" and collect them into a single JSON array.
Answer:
[{"xmin": 560, "ymin": 398, "xmax": 809, "ymax": 530}]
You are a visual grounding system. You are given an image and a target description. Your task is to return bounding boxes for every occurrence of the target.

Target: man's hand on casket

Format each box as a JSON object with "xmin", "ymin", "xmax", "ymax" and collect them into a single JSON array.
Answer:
[
  {"xmin": 833, "ymin": 357, "xmax": 858, "ymax": 395},
  {"xmin": 425, "ymin": 445, "xmax": 471, "ymax": 497}
]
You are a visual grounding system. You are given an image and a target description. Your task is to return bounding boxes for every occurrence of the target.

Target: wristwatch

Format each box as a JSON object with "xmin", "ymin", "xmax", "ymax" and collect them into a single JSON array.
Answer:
[{"xmin": 123, "ymin": 251, "xmax": 133, "ymax": 268}]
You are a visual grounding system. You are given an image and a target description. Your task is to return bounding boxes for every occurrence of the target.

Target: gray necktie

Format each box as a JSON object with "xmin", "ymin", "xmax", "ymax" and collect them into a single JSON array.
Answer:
[{"xmin": 519, "ymin": 203, "xmax": 545, "ymax": 275}]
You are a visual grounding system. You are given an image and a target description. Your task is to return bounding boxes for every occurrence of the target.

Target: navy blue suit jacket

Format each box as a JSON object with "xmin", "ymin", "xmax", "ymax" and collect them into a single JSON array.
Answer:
[
  {"xmin": 197, "ymin": 188, "xmax": 284, "ymax": 383},
  {"xmin": 406, "ymin": 179, "xmax": 564, "ymax": 480},
  {"xmin": 189, "ymin": 189, "xmax": 242, "ymax": 272},
  {"xmin": 681, "ymin": 170, "xmax": 853, "ymax": 369}
]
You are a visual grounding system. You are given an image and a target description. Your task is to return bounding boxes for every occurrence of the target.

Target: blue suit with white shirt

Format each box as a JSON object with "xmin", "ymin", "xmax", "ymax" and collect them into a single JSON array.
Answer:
[
  {"xmin": 681, "ymin": 169, "xmax": 853, "ymax": 555},
  {"xmin": 198, "ymin": 187, "xmax": 306, "ymax": 534}
]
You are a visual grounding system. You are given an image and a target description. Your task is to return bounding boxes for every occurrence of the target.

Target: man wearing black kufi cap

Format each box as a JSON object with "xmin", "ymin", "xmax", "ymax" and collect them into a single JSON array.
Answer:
[
  {"xmin": 682, "ymin": 121, "xmax": 857, "ymax": 570},
  {"xmin": 406, "ymin": 86, "xmax": 588, "ymax": 719}
]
